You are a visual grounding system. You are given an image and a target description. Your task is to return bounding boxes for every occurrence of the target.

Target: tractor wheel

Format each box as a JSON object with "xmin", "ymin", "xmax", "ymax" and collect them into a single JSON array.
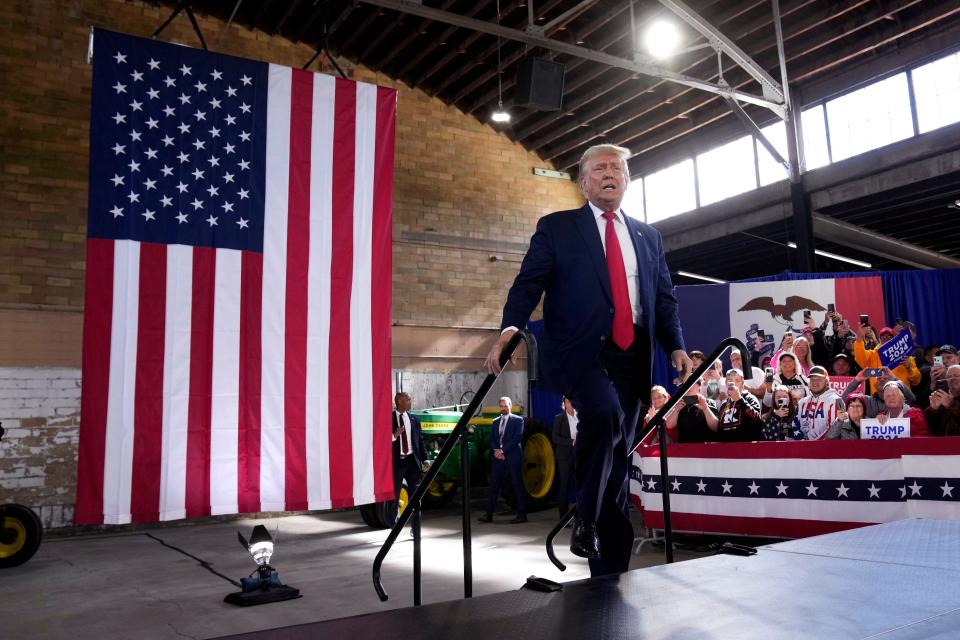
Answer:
[
  {"xmin": 0, "ymin": 504, "xmax": 43, "ymax": 568},
  {"xmin": 504, "ymin": 420, "xmax": 557, "ymax": 512},
  {"xmin": 422, "ymin": 478, "xmax": 458, "ymax": 508},
  {"xmin": 358, "ymin": 482, "xmax": 409, "ymax": 529}
]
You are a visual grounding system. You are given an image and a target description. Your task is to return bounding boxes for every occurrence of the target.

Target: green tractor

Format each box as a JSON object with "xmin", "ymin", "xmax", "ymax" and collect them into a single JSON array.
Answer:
[{"xmin": 358, "ymin": 404, "xmax": 557, "ymax": 528}]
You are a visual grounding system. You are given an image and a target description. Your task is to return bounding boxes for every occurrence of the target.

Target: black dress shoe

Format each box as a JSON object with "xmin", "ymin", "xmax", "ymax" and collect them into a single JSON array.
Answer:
[
  {"xmin": 509, "ymin": 514, "xmax": 527, "ymax": 524},
  {"xmin": 477, "ymin": 514, "xmax": 493, "ymax": 523},
  {"xmin": 570, "ymin": 519, "xmax": 601, "ymax": 559}
]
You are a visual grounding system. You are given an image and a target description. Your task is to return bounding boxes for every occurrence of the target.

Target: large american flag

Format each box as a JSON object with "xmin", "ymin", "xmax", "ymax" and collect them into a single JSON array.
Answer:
[{"xmin": 76, "ymin": 30, "xmax": 395, "ymax": 525}]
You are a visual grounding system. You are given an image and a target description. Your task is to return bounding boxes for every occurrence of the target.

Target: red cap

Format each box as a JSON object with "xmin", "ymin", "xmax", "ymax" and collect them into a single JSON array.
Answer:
[
  {"xmin": 879, "ymin": 326, "xmax": 895, "ymax": 337},
  {"xmin": 846, "ymin": 393, "xmax": 868, "ymax": 409}
]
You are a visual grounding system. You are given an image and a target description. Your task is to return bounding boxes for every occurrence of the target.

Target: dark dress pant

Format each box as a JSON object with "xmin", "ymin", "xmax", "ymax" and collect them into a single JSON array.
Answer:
[{"xmin": 568, "ymin": 326, "xmax": 650, "ymax": 576}]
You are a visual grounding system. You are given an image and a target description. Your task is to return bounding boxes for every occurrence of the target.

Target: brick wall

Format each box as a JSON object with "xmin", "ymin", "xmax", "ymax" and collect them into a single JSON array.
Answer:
[
  {"xmin": 0, "ymin": 0, "xmax": 582, "ymax": 321},
  {"xmin": 0, "ymin": 0, "xmax": 582, "ymax": 526},
  {"xmin": 0, "ymin": 368, "xmax": 81, "ymax": 528}
]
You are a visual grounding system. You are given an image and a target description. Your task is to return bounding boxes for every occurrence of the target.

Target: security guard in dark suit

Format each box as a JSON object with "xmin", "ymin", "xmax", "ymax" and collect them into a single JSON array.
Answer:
[
  {"xmin": 392, "ymin": 392, "xmax": 428, "ymax": 519},
  {"xmin": 552, "ymin": 396, "xmax": 578, "ymax": 518}
]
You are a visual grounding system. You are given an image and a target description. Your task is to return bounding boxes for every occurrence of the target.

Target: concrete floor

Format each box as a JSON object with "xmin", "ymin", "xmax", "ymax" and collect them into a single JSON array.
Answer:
[{"xmin": 3, "ymin": 503, "xmax": 708, "ymax": 639}]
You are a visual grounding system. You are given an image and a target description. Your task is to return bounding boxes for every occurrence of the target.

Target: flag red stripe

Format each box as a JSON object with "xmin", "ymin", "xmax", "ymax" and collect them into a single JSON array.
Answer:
[
  {"xmin": 283, "ymin": 69, "xmax": 313, "ymax": 511},
  {"xmin": 640, "ymin": 511, "xmax": 871, "ymax": 539},
  {"xmin": 130, "ymin": 243, "xmax": 167, "ymax": 522},
  {"xmin": 371, "ymin": 87, "xmax": 396, "ymax": 501},
  {"xmin": 237, "ymin": 251, "xmax": 263, "ymax": 513},
  {"xmin": 834, "ymin": 276, "xmax": 885, "ymax": 331},
  {"xmin": 328, "ymin": 79, "xmax": 357, "ymax": 508},
  {"xmin": 186, "ymin": 247, "xmax": 216, "ymax": 518},
  {"xmin": 75, "ymin": 238, "xmax": 115, "ymax": 525}
]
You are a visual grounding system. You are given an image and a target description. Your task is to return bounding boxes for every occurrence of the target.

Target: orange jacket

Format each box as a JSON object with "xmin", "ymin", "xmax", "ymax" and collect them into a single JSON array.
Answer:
[{"xmin": 854, "ymin": 339, "xmax": 921, "ymax": 394}]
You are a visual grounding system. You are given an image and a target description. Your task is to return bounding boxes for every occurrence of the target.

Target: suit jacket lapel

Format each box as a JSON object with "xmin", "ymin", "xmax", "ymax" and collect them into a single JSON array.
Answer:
[
  {"xmin": 622, "ymin": 214, "xmax": 647, "ymax": 265},
  {"xmin": 574, "ymin": 203, "xmax": 613, "ymax": 304}
]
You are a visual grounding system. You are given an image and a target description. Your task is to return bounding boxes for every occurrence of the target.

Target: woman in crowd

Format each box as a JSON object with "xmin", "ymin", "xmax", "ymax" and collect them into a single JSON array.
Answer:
[
  {"xmin": 792, "ymin": 336, "xmax": 815, "ymax": 376},
  {"xmin": 762, "ymin": 385, "xmax": 799, "ymax": 441},
  {"xmin": 764, "ymin": 352, "xmax": 809, "ymax": 408},
  {"xmin": 644, "ymin": 385, "xmax": 670, "ymax": 427},
  {"xmin": 827, "ymin": 393, "xmax": 868, "ymax": 439},
  {"xmin": 876, "ymin": 381, "xmax": 929, "ymax": 436}
]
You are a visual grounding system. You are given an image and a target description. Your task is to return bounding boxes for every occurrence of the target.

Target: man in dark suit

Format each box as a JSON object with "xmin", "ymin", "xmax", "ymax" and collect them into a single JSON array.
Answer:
[
  {"xmin": 553, "ymin": 396, "xmax": 578, "ymax": 518},
  {"xmin": 392, "ymin": 392, "xmax": 428, "ymax": 519},
  {"xmin": 485, "ymin": 144, "xmax": 690, "ymax": 576},
  {"xmin": 478, "ymin": 397, "xmax": 527, "ymax": 524}
]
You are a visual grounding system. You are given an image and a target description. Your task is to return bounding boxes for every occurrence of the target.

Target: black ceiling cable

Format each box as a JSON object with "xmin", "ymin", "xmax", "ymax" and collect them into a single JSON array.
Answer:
[
  {"xmin": 303, "ymin": 0, "xmax": 348, "ymax": 78},
  {"xmin": 153, "ymin": 0, "xmax": 208, "ymax": 51}
]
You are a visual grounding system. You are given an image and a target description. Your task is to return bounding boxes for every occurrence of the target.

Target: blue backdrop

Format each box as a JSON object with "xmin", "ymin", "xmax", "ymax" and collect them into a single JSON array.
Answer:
[{"xmin": 530, "ymin": 268, "xmax": 960, "ymax": 416}]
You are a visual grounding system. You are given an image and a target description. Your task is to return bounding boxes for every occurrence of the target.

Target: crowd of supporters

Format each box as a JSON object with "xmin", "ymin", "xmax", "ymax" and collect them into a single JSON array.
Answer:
[{"xmin": 653, "ymin": 312, "xmax": 960, "ymax": 442}]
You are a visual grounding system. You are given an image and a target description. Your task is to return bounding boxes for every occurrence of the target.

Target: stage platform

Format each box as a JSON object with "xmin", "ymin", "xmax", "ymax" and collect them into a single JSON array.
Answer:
[{"xmin": 219, "ymin": 518, "xmax": 960, "ymax": 640}]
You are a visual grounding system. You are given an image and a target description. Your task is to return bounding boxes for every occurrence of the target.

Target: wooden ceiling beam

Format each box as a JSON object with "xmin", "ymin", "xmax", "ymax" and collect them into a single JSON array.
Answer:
[{"xmin": 400, "ymin": 0, "xmax": 494, "ymax": 83}]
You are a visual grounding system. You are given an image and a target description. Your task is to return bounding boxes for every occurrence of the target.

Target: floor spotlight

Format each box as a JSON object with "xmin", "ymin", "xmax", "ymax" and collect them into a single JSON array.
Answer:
[{"xmin": 224, "ymin": 525, "xmax": 301, "ymax": 606}]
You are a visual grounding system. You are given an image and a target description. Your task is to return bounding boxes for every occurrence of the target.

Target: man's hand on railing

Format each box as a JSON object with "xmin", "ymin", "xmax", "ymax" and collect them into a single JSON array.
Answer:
[
  {"xmin": 484, "ymin": 328, "xmax": 517, "ymax": 375},
  {"xmin": 671, "ymin": 349, "xmax": 693, "ymax": 384}
]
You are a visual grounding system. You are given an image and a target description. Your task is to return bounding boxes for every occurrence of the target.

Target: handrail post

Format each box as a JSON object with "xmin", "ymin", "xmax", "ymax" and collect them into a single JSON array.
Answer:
[
  {"xmin": 460, "ymin": 422, "xmax": 473, "ymax": 598},
  {"xmin": 413, "ymin": 504, "xmax": 422, "ymax": 605},
  {"xmin": 372, "ymin": 330, "xmax": 534, "ymax": 603},
  {"xmin": 656, "ymin": 419, "xmax": 674, "ymax": 564}
]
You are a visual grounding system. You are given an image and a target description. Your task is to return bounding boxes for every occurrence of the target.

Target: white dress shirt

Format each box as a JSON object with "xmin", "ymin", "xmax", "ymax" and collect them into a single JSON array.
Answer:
[
  {"xmin": 501, "ymin": 202, "xmax": 644, "ymax": 336},
  {"xmin": 566, "ymin": 411, "xmax": 579, "ymax": 442},
  {"xmin": 588, "ymin": 201, "xmax": 642, "ymax": 327}
]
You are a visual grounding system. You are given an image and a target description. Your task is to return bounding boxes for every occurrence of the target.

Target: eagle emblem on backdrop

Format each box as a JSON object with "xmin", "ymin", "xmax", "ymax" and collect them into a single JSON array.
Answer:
[{"xmin": 737, "ymin": 296, "xmax": 825, "ymax": 326}]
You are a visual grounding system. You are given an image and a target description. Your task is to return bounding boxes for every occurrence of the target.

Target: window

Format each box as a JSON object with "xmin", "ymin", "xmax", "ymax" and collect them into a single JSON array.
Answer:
[
  {"xmin": 826, "ymin": 73, "xmax": 913, "ymax": 162},
  {"xmin": 801, "ymin": 105, "xmax": 831, "ymax": 170},
  {"xmin": 756, "ymin": 120, "xmax": 789, "ymax": 186},
  {"xmin": 912, "ymin": 51, "xmax": 960, "ymax": 133},
  {"xmin": 696, "ymin": 135, "xmax": 757, "ymax": 206},
  {"xmin": 643, "ymin": 159, "xmax": 696, "ymax": 223},
  {"xmin": 621, "ymin": 176, "xmax": 645, "ymax": 221}
]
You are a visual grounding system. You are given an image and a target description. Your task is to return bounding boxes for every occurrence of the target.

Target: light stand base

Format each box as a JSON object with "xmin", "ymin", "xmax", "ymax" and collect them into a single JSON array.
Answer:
[{"xmin": 224, "ymin": 584, "xmax": 301, "ymax": 607}]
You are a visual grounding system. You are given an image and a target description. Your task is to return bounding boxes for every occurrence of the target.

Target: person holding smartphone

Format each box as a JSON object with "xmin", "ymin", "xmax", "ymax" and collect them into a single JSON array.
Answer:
[
  {"xmin": 826, "ymin": 393, "xmax": 868, "ymax": 440},
  {"xmin": 926, "ymin": 364, "xmax": 960, "ymax": 436},
  {"xmin": 854, "ymin": 322, "xmax": 921, "ymax": 394},
  {"xmin": 701, "ymin": 369, "xmax": 763, "ymax": 442},
  {"xmin": 663, "ymin": 378, "xmax": 715, "ymax": 444},
  {"xmin": 762, "ymin": 386, "xmax": 800, "ymax": 441},
  {"xmin": 763, "ymin": 352, "xmax": 809, "ymax": 409},
  {"xmin": 929, "ymin": 345, "xmax": 959, "ymax": 392},
  {"xmin": 843, "ymin": 366, "xmax": 918, "ymax": 418}
]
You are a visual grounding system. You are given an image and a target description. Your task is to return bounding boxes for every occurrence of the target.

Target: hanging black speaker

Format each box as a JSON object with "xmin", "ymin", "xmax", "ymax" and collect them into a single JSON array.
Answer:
[{"xmin": 514, "ymin": 57, "xmax": 565, "ymax": 111}]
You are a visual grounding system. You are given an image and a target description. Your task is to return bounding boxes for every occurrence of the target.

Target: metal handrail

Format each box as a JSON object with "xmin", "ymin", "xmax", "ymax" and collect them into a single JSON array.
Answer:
[
  {"xmin": 372, "ymin": 329, "xmax": 537, "ymax": 603},
  {"xmin": 545, "ymin": 337, "xmax": 751, "ymax": 571}
]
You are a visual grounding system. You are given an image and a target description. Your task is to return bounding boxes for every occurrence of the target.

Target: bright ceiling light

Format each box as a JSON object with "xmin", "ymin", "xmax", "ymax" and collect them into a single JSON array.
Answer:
[
  {"xmin": 787, "ymin": 242, "xmax": 872, "ymax": 269},
  {"xmin": 644, "ymin": 20, "xmax": 681, "ymax": 59},
  {"xmin": 677, "ymin": 270, "xmax": 727, "ymax": 284},
  {"xmin": 491, "ymin": 109, "xmax": 511, "ymax": 123}
]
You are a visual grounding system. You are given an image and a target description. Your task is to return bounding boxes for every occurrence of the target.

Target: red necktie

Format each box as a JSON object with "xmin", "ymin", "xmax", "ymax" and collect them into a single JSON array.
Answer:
[
  {"xmin": 399, "ymin": 413, "xmax": 410, "ymax": 455},
  {"xmin": 602, "ymin": 211, "xmax": 633, "ymax": 350}
]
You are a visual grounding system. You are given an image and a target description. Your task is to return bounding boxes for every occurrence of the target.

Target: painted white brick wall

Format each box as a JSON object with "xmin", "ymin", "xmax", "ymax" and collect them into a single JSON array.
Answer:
[
  {"xmin": 0, "ymin": 367, "xmax": 81, "ymax": 529},
  {"xmin": 393, "ymin": 370, "xmax": 528, "ymax": 413},
  {"xmin": 0, "ymin": 367, "xmax": 530, "ymax": 530}
]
